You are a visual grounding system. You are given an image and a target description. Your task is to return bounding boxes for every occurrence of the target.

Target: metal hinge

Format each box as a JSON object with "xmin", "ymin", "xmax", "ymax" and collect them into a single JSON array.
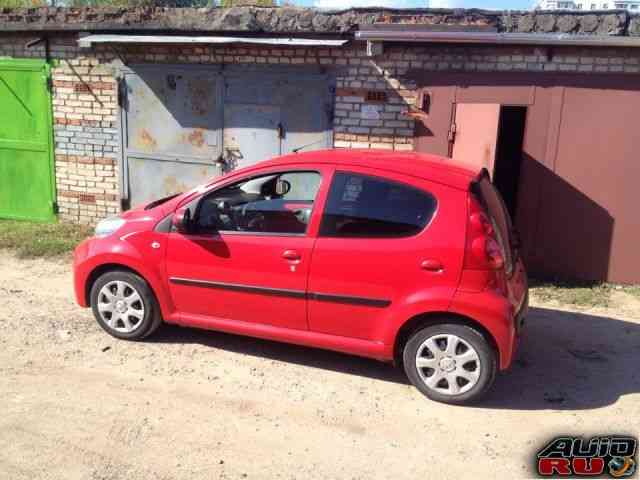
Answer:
[
  {"xmin": 117, "ymin": 78, "xmax": 127, "ymax": 109},
  {"xmin": 45, "ymin": 76, "xmax": 53, "ymax": 93},
  {"xmin": 448, "ymin": 122, "xmax": 457, "ymax": 142},
  {"xmin": 51, "ymin": 201, "xmax": 59, "ymax": 214}
]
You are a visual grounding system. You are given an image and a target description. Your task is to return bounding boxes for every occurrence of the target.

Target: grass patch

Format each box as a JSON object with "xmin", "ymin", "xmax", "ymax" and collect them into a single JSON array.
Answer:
[
  {"xmin": 0, "ymin": 220, "xmax": 92, "ymax": 258},
  {"xmin": 530, "ymin": 279, "xmax": 640, "ymax": 308}
]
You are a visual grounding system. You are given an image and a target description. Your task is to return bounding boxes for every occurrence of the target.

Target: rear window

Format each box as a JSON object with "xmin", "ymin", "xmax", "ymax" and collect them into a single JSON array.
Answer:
[
  {"xmin": 319, "ymin": 172, "xmax": 437, "ymax": 238},
  {"xmin": 472, "ymin": 174, "xmax": 514, "ymax": 274}
]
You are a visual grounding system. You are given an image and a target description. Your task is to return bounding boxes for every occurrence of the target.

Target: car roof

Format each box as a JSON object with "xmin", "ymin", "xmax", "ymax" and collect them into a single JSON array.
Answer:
[{"xmin": 255, "ymin": 149, "xmax": 480, "ymax": 191}]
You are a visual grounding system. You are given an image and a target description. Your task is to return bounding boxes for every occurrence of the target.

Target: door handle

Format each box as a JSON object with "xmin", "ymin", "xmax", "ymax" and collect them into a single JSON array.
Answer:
[
  {"xmin": 282, "ymin": 250, "xmax": 301, "ymax": 261},
  {"xmin": 421, "ymin": 259, "xmax": 443, "ymax": 272}
]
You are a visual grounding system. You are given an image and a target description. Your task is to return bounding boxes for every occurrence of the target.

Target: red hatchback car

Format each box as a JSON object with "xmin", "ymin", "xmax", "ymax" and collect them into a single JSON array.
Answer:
[{"xmin": 74, "ymin": 149, "xmax": 528, "ymax": 404}]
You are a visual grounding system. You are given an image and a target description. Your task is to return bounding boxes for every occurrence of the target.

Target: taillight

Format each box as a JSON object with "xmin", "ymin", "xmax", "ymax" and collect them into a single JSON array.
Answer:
[{"xmin": 464, "ymin": 195, "xmax": 506, "ymax": 271}]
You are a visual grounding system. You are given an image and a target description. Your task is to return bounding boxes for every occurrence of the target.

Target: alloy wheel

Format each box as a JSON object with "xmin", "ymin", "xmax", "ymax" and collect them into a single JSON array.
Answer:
[
  {"xmin": 96, "ymin": 280, "xmax": 145, "ymax": 334},
  {"xmin": 415, "ymin": 333, "xmax": 481, "ymax": 395}
]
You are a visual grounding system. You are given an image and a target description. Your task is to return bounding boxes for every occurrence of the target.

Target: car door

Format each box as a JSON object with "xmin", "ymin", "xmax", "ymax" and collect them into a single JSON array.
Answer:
[
  {"xmin": 307, "ymin": 167, "xmax": 460, "ymax": 341},
  {"xmin": 165, "ymin": 167, "xmax": 329, "ymax": 330}
]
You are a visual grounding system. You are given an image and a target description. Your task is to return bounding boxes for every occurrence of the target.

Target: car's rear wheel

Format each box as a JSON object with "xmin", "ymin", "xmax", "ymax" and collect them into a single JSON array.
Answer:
[
  {"xmin": 403, "ymin": 323, "xmax": 496, "ymax": 405},
  {"xmin": 90, "ymin": 270, "xmax": 162, "ymax": 340}
]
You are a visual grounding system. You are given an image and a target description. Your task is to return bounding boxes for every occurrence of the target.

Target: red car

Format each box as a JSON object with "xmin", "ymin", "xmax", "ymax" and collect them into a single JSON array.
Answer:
[{"xmin": 73, "ymin": 149, "xmax": 528, "ymax": 404}]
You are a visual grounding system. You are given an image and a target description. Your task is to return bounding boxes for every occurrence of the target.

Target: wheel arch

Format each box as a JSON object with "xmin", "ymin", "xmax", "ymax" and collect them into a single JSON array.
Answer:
[
  {"xmin": 393, "ymin": 311, "xmax": 500, "ymax": 366},
  {"xmin": 85, "ymin": 263, "xmax": 153, "ymax": 306}
]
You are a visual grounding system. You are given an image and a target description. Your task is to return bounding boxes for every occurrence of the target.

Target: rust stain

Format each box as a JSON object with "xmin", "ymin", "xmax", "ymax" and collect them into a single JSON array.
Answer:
[
  {"xmin": 187, "ymin": 78, "xmax": 211, "ymax": 116},
  {"xmin": 163, "ymin": 175, "xmax": 190, "ymax": 195},
  {"xmin": 139, "ymin": 129, "xmax": 157, "ymax": 151},
  {"xmin": 187, "ymin": 129, "xmax": 205, "ymax": 148}
]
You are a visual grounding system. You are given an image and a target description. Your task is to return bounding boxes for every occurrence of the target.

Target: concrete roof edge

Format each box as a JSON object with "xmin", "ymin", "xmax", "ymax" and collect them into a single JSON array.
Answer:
[{"xmin": 0, "ymin": 6, "xmax": 638, "ymax": 37}]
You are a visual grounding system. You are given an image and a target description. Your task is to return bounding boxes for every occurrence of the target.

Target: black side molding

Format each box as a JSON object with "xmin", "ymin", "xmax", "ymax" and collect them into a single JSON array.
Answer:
[
  {"xmin": 169, "ymin": 277, "xmax": 306, "ymax": 299},
  {"xmin": 169, "ymin": 277, "xmax": 390, "ymax": 308},
  {"xmin": 308, "ymin": 292, "xmax": 391, "ymax": 308}
]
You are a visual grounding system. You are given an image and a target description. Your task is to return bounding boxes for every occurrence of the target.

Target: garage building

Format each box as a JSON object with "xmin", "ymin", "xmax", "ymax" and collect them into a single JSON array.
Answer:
[{"xmin": 0, "ymin": 6, "xmax": 639, "ymax": 283}]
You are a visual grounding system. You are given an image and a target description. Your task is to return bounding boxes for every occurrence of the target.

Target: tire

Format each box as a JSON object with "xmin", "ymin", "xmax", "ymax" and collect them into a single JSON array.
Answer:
[
  {"xmin": 90, "ymin": 270, "xmax": 163, "ymax": 340},
  {"xmin": 402, "ymin": 323, "xmax": 496, "ymax": 405}
]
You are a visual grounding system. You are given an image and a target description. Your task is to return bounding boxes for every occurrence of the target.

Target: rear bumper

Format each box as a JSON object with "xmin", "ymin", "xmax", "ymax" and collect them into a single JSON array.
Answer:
[{"xmin": 448, "ymin": 287, "xmax": 527, "ymax": 371}]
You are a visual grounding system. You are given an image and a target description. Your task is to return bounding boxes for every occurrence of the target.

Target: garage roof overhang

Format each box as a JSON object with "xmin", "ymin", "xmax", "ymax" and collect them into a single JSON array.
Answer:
[
  {"xmin": 356, "ymin": 29, "xmax": 640, "ymax": 50},
  {"xmin": 78, "ymin": 34, "xmax": 349, "ymax": 49}
]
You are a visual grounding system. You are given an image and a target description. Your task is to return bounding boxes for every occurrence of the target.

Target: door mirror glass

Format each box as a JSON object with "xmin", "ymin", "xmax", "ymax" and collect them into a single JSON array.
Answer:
[
  {"xmin": 173, "ymin": 207, "xmax": 193, "ymax": 234},
  {"xmin": 275, "ymin": 179, "xmax": 291, "ymax": 196}
]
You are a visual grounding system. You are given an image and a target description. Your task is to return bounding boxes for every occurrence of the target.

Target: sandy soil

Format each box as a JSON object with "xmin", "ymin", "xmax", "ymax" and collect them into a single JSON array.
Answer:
[{"xmin": 1, "ymin": 251, "xmax": 639, "ymax": 480}]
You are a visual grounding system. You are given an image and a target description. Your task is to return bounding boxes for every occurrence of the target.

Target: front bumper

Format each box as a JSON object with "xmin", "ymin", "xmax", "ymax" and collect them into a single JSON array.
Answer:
[{"xmin": 72, "ymin": 238, "xmax": 92, "ymax": 307}]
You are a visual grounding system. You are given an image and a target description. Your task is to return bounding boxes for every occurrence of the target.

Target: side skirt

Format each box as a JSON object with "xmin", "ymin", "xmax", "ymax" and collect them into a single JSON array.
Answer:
[{"xmin": 171, "ymin": 312, "xmax": 393, "ymax": 362}]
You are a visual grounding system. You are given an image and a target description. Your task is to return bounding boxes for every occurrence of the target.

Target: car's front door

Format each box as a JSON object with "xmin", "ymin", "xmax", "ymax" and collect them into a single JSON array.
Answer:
[{"xmin": 165, "ymin": 167, "xmax": 328, "ymax": 330}]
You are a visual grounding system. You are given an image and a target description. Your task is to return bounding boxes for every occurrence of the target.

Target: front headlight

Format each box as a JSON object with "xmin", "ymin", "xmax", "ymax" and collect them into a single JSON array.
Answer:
[{"xmin": 95, "ymin": 216, "xmax": 126, "ymax": 238}]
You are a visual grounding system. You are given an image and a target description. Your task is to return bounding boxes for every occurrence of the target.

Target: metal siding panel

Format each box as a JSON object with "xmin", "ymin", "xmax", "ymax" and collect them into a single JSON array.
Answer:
[
  {"xmin": 121, "ymin": 66, "xmax": 223, "ymax": 207},
  {"xmin": 552, "ymin": 86, "xmax": 640, "ymax": 283},
  {"xmin": 223, "ymin": 103, "xmax": 281, "ymax": 170},
  {"xmin": 450, "ymin": 103, "xmax": 501, "ymax": 175},
  {"xmin": 280, "ymin": 77, "xmax": 333, "ymax": 155},
  {"xmin": 128, "ymin": 157, "xmax": 220, "ymax": 208},
  {"xmin": 414, "ymin": 85, "xmax": 456, "ymax": 156},
  {"xmin": 0, "ymin": 60, "xmax": 55, "ymax": 222},
  {"xmin": 455, "ymin": 84, "xmax": 535, "ymax": 105},
  {"xmin": 121, "ymin": 66, "xmax": 333, "ymax": 206},
  {"xmin": 223, "ymin": 72, "xmax": 333, "ymax": 168},
  {"xmin": 124, "ymin": 70, "xmax": 222, "ymax": 160}
]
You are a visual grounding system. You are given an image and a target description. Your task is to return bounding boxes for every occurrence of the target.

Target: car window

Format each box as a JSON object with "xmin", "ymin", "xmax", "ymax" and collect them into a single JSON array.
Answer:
[
  {"xmin": 319, "ymin": 172, "xmax": 437, "ymax": 238},
  {"xmin": 195, "ymin": 171, "xmax": 321, "ymax": 235}
]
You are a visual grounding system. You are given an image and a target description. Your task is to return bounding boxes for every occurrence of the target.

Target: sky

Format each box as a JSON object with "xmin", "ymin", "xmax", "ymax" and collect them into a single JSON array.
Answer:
[{"xmin": 296, "ymin": 0, "xmax": 533, "ymax": 11}]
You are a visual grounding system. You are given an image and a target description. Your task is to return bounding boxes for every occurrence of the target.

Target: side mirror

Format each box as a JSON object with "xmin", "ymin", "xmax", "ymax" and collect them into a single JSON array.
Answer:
[
  {"xmin": 275, "ymin": 179, "xmax": 291, "ymax": 196},
  {"xmin": 172, "ymin": 207, "xmax": 192, "ymax": 234}
]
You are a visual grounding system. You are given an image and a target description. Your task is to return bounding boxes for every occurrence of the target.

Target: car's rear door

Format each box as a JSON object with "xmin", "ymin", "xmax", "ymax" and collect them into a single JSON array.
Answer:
[{"xmin": 307, "ymin": 166, "xmax": 463, "ymax": 342}]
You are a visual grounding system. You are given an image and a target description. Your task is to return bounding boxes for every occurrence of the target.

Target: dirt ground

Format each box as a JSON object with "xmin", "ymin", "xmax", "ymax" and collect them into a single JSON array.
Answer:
[{"xmin": 1, "ymin": 251, "xmax": 639, "ymax": 480}]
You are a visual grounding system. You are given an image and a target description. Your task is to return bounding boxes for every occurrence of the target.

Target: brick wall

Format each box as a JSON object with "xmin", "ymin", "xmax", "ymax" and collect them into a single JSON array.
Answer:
[
  {"xmin": 2, "ymin": 33, "xmax": 640, "ymax": 224},
  {"xmin": 52, "ymin": 58, "xmax": 120, "ymax": 224}
]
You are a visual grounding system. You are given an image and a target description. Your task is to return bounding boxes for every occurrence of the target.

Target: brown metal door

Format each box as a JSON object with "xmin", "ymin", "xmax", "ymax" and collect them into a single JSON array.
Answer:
[
  {"xmin": 413, "ymin": 86, "xmax": 456, "ymax": 156},
  {"xmin": 450, "ymin": 103, "xmax": 501, "ymax": 176}
]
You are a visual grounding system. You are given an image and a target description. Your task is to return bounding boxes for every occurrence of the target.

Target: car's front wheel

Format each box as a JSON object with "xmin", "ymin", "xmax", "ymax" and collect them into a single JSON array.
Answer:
[
  {"xmin": 403, "ymin": 323, "xmax": 496, "ymax": 405},
  {"xmin": 90, "ymin": 270, "xmax": 162, "ymax": 340}
]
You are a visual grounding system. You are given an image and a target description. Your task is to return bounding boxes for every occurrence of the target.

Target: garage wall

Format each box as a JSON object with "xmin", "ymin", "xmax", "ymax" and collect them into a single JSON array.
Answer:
[{"xmin": 3, "ymin": 33, "xmax": 640, "ymax": 228}]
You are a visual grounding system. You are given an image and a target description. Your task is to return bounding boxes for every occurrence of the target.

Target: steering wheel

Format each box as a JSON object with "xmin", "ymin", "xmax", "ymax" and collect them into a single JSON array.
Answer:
[{"xmin": 239, "ymin": 203, "xmax": 266, "ymax": 232}]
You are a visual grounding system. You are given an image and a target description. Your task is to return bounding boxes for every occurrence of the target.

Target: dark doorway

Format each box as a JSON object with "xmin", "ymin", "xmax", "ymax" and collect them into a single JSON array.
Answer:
[{"xmin": 493, "ymin": 106, "xmax": 527, "ymax": 219}]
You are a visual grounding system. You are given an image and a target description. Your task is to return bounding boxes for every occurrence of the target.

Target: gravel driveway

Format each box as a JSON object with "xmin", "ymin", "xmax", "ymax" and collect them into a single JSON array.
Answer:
[{"xmin": 1, "ymin": 251, "xmax": 639, "ymax": 479}]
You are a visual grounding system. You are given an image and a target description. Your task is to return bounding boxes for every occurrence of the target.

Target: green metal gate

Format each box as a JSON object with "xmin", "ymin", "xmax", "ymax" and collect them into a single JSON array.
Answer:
[{"xmin": 0, "ymin": 59, "xmax": 56, "ymax": 222}]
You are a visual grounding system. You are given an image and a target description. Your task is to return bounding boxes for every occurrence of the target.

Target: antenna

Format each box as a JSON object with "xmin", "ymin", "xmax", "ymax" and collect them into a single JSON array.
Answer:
[{"xmin": 291, "ymin": 139, "xmax": 326, "ymax": 154}]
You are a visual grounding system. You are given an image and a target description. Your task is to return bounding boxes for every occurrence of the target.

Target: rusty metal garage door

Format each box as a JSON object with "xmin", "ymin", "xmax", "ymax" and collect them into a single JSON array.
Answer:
[
  {"xmin": 222, "ymin": 69, "xmax": 334, "ymax": 169},
  {"xmin": 119, "ymin": 65, "xmax": 224, "ymax": 208},
  {"xmin": 119, "ymin": 65, "xmax": 333, "ymax": 208}
]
